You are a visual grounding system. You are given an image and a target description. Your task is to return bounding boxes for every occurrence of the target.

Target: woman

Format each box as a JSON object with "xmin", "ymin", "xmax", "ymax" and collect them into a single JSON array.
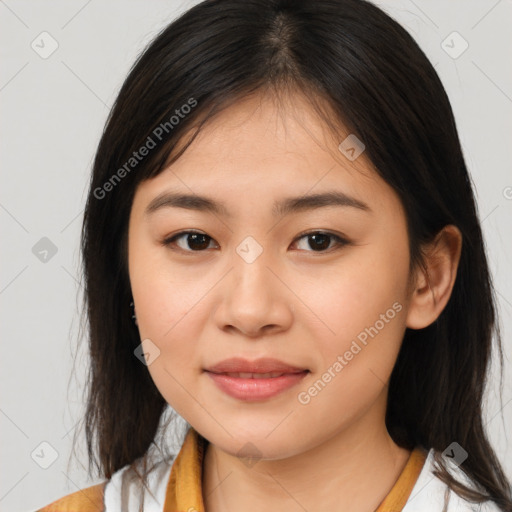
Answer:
[{"xmin": 36, "ymin": 0, "xmax": 512, "ymax": 510}]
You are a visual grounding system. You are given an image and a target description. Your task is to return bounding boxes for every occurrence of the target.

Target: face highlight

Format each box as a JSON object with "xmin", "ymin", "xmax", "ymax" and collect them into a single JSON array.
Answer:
[{"xmin": 127, "ymin": 92, "xmax": 414, "ymax": 460}]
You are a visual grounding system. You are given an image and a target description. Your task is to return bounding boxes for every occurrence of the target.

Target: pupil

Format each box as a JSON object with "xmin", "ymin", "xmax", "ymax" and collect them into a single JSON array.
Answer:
[
  {"xmin": 188, "ymin": 233, "xmax": 209, "ymax": 250},
  {"xmin": 310, "ymin": 234, "xmax": 330, "ymax": 251}
]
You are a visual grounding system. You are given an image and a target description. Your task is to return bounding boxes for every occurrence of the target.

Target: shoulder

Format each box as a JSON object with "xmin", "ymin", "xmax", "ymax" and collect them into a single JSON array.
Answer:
[
  {"xmin": 103, "ymin": 455, "xmax": 175, "ymax": 511},
  {"xmin": 403, "ymin": 449, "xmax": 503, "ymax": 512},
  {"xmin": 35, "ymin": 454, "xmax": 177, "ymax": 512},
  {"xmin": 35, "ymin": 482, "xmax": 106, "ymax": 512}
]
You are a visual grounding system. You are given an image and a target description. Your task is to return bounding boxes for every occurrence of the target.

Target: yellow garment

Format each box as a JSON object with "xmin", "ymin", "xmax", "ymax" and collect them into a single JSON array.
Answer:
[
  {"xmin": 36, "ymin": 428, "xmax": 426, "ymax": 511},
  {"xmin": 35, "ymin": 482, "xmax": 106, "ymax": 511}
]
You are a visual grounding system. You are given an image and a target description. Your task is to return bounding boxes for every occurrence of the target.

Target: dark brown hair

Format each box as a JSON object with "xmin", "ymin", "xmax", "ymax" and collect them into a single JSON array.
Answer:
[{"xmin": 73, "ymin": 0, "xmax": 511, "ymax": 509}]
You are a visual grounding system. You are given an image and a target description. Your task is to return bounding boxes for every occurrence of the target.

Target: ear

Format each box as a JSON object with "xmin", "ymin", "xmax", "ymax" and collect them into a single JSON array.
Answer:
[{"xmin": 406, "ymin": 225, "xmax": 463, "ymax": 330}]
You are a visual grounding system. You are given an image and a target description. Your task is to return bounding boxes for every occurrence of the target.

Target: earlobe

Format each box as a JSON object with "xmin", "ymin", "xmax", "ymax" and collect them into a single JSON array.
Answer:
[{"xmin": 405, "ymin": 225, "xmax": 463, "ymax": 330}]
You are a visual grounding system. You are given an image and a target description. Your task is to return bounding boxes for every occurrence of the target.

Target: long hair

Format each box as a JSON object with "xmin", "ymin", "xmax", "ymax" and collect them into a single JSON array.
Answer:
[{"xmin": 76, "ymin": 0, "xmax": 511, "ymax": 509}]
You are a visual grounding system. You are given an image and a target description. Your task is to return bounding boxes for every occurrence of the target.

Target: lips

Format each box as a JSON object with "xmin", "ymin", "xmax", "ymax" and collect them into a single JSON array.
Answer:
[
  {"xmin": 204, "ymin": 357, "xmax": 309, "ymax": 401},
  {"xmin": 205, "ymin": 357, "xmax": 307, "ymax": 375}
]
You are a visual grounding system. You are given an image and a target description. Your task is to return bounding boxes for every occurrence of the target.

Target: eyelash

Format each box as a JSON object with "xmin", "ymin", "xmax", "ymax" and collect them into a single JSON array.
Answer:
[{"xmin": 161, "ymin": 229, "xmax": 350, "ymax": 254}]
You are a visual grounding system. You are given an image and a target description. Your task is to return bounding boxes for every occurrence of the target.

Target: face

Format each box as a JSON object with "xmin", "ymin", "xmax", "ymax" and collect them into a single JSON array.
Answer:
[{"xmin": 128, "ymin": 91, "xmax": 414, "ymax": 460}]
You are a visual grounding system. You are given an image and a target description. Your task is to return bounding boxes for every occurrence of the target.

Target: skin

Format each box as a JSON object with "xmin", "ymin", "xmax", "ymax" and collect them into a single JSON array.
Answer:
[{"xmin": 128, "ymin": 90, "xmax": 462, "ymax": 511}]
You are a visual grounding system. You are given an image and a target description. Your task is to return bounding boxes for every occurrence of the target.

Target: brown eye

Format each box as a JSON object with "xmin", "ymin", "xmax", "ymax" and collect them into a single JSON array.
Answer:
[
  {"xmin": 163, "ymin": 231, "xmax": 216, "ymax": 252},
  {"xmin": 293, "ymin": 231, "xmax": 349, "ymax": 253}
]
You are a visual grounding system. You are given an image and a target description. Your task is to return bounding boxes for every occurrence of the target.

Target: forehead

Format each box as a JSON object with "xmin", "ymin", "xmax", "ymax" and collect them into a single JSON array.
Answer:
[{"xmin": 133, "ymin": 91, "xmax": 401, "ymax": 218}]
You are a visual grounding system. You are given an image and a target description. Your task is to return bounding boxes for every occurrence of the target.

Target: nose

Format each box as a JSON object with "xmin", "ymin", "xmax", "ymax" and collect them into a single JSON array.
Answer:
[{"xmin": 212, "ymin": 242, "xmax": 294, "ymax": 338}]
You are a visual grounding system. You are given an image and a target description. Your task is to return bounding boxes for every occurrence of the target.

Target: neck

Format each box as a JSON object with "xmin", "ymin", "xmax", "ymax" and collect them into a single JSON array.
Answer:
[{"xmin": 202, "ymin": 397, "xmax": 411, "ymax": 512}]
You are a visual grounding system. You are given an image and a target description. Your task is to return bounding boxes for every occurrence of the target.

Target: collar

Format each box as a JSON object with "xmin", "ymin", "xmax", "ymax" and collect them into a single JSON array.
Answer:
[{"xmin": 163, "ymin": 428, "xmax": 427, "ymax": 511}]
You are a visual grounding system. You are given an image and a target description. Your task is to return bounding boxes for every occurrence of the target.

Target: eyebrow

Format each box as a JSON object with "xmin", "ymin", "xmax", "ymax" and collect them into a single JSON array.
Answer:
[{"xmin": 145, "ymin": 190, "xmax": 371, "ymax": 218}]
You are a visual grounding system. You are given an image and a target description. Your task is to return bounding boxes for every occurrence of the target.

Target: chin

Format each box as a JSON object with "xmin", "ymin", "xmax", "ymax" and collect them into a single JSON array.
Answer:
[{"xmin": 203, "ymin": 424, "xmax": 312, "ymax": 462}]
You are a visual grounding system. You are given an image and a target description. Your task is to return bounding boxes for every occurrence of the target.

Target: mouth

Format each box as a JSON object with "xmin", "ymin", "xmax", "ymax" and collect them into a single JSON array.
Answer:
[
  {"xmin": 204, "ymin": 358, "xmax": 309, "ymax": 401},
  {"xmin": 216, "ymin": 371, "xmax": 296, "ymax": 379},
  {"xmin": 205, "ymin": 356, "xmax": 308, "ymax": 374},
  {"xmin": 205, "ymin": 371, "xmax": 309, "ymax": 401}
]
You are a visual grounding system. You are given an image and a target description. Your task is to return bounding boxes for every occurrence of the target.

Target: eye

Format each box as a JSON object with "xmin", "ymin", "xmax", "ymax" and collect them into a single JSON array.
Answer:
[
  {"xmin": 292, "ymin": 231, "xmax": 349, "ymax": 253},
  {"xmin": 162, "ymin": 230, "xmax": 217, "ymax": 252}
]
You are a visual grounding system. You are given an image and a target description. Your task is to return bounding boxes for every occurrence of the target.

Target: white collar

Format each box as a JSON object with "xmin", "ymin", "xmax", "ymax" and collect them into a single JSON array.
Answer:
[
  {"xmin": 104, "ymin": 458, "xmax": 173, "ymax": 512},
  {"xmin": 403, "ymin": 449, "xmax": 501, "ymax": 511}
]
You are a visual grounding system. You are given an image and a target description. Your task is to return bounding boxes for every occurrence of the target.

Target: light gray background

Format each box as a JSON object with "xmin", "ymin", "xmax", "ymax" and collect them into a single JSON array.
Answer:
[{"xmin": 1, "ymin": 1, "xmax": 511, "ymax": 511}]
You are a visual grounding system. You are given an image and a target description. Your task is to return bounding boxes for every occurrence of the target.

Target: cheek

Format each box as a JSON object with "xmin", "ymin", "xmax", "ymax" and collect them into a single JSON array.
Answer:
[
  {"xmin": 130, "ymin": 232, "xmax": 197, "ymax": 334},
  {"xmin": 294, "ymin": 274, "xmax": 407, "ymax": 425},
  {"xmin": 293, "ymin": 238, "xmax": 409, "ymax": 402},
  {"xmin": 129, "ymin": 236, "xmax": 203, "ymax": 369},
  {"xmin": 296, "ymin": 249, "xmax": 408, "ymax": 346},
  {"xmin": 131, "ymin": 266, "xmax": 207, "ymax": 413}
]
